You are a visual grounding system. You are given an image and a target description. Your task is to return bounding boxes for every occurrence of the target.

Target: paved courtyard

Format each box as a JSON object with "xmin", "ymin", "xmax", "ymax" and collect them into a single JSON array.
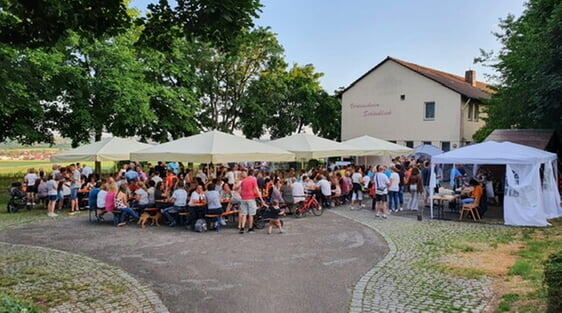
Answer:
[{"xmin": 0, "ymin": 202, "xmax": 513, "ymax": 313}]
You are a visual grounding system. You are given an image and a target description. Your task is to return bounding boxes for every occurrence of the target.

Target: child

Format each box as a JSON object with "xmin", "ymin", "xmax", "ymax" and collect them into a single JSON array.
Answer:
[{"xmin": 267, "ymin": 199, "xmax": 285, "ymax": 235}]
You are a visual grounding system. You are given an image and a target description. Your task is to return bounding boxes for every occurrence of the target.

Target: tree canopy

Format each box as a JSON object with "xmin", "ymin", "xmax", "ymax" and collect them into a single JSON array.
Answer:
[
  {"xmin": 0, "ymin": 0, "xmax": 341, "ymax": 146},
  {"xmin": 474, "ymin": 0, "xmax": 562, "ymax": 141}
]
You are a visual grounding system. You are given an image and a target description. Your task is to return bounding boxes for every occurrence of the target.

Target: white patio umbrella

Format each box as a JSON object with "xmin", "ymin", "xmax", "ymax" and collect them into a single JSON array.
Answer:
[
  {"xmin": 343, "ymin": 135, "xmax": 414, "ymax": 157},
  {"xmin": 267, "ymin": 133, "xmax": 366, "ymax": 159},
  {"xmin": 130, "ymin": 130, "xmax": 295, "ymax": 163},
  {"xmin": 51, "ymin": 137, "xmax": 152, "ymax": 162}
]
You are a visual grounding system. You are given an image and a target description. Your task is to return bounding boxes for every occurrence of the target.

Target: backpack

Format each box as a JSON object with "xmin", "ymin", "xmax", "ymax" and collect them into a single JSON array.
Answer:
[{"xmin": 194, "ymin": 218, "xmax": 207, "ymax": 232}]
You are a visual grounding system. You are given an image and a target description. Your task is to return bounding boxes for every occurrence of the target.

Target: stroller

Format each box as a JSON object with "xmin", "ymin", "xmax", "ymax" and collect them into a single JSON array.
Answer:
[{"xmin": 7, "ymin": 182, "xmax": 29, "ymax": 213}]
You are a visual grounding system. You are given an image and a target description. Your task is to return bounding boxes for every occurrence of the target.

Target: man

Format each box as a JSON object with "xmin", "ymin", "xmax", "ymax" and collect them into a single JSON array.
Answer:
[
  {"xmin": 125, "ymin": 166, "xmax": 139, "ymax": 183},
  {"xmin": 315, "ymin": 175, "xmax": 332, "ymax": 208},
  {"xmin": 374, "ymin": 165, "xmax": 391, "ymax": 218},
  {"xmin": 154, "ymin": 161, "xmax": 166, "ymax": 179},
  {"xmin": 162, "ymin": 181, "xmax": 188, "ymax": 227},
  {"xmin": 69, "ymin": 164, "xmax": 81, "ymax": 213},
  {"xmin": 81, "ymin": 163, "xmax": 93, "ymax": 180},
  {"xmin": 236, "ymin": 169, "xmax": 265, "ymax": 234},
  {"xmin": 450, "ymin": 164, "xmax": 464, "ymax": 189}
]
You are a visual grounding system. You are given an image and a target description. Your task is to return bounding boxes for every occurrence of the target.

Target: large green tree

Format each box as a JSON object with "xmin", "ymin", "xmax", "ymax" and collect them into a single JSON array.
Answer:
[{"xmin": 474, "ymin": 0, "xmax": 562, "ymax": 141}]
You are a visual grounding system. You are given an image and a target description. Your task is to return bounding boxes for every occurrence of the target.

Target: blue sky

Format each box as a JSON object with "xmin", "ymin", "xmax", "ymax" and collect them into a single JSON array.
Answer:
[{"xmin": 130, "ymin": 0, "xmax": 526, "ymax": 93}]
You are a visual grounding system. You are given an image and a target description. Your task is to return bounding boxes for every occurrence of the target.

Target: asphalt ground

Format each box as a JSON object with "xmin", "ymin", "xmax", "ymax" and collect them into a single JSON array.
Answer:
[{"xmin": 0, "ymin": 210, "xmax": 388, "ymax": 313}]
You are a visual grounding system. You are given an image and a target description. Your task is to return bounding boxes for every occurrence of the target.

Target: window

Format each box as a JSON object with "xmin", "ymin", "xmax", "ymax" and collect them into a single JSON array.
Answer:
[
  {"xmin": 467, "ymin": 103, "xmax": 473, "ymax": 121},
  {"xmin": 405, "ymin": 141, "xmax": 413, "ymax": 148},
  {"xmin": 424, "ymin": 101, "xmax": 435, "ymax": 120},
  {"xmin": 441, "ymin": 141, "xmax": 451, "ymax": 152},
  {"xmin": 474, "ymin": 104, "xmax": 479, "ymax": 121},
  {"xmin": 389, "ymin": 140, "xmax": 397, "ymax": 143},
  {"xmin": 423, "ymin": 141, "xmax": 431, "ymax": 145},
  {"xmin": 400, "ymin": 94, "xmax": 405, "ymax": 101}
]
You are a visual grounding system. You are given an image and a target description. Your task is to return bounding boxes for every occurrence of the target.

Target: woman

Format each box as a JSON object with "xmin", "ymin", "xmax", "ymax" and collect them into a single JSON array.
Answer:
[
  {"xmin": 205, "ymin": 183, "xmax": 223, "ymax": 229},
  {"xmin": 115, "ymin": 183, "xmax": 140, "ymax": 227},
  {"xmin": 407, "ymin": 167, "xmax": 424, "ymax": 211},
  {"xmin": 461, "ymin": 179, "xmax": 483, "ymax": 204},
  {"xmin": 133, "ymin": 181, "xmax": 149, "ymax": 212},
  {"xmin": 388, "ymin": 166, "xmax": 400, "ymax": 212},
  {"xmin": 104, "ymin": 178, "xmax": 118, "ymax": 216}
]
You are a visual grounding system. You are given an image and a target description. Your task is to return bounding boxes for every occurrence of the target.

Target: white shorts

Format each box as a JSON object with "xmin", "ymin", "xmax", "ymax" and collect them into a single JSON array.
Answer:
[
  {"xmin": 239, "ymin": 199, "xmax": 257, "ymax": 215},
  {"xmin": 352, "ymin": 191, "xmax": 363, "ymax": 201}
]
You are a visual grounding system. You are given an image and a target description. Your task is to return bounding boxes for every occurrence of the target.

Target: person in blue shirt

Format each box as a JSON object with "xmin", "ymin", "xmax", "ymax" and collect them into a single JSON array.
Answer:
[
  {"xmin": 125, "ymin": 166, "xmax": 139, "ymax": 183},
  {"xmin": 167, "ymin": 162, "xmax": 179, "ymax": 175}
]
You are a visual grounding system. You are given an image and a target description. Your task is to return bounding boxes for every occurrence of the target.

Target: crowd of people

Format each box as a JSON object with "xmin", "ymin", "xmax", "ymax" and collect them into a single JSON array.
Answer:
[{"xmin": 20, "ymin": 156, "xmax": 495, "ymax": 229}]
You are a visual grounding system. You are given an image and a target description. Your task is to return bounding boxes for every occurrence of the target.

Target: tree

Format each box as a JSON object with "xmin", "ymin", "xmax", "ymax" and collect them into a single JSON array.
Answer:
[
  {"xmin": 137, "ymin": 0, "xmax": 262, "ymax": 51},
  {"xmin": 44, "ymin": 31, "xmax": 154, "ymax": 146},
  {"xmin": 474, "ymin": 0, "xmax": 562, "ymax": 141},
  {"xmin": 0, "ymin": 44, "xmax": 61, "ymax": 144},
  {"xmin": 0, "ymin": 0, "xmax": 130, "ymax": 48}
]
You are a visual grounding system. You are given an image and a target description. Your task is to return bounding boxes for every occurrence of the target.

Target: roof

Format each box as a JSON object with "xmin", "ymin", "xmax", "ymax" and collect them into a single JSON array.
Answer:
[
  {"xmin": 344, "ymin": 56, "xmax": 492, "ymax": 100},
  {"xmin": 485, "ymin": 129, "xmax": 558, "ymax": 151}
]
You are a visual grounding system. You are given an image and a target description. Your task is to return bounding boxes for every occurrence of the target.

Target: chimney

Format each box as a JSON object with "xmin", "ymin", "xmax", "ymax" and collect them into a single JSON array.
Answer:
[{"xmin": 465, "ymin": 70, "xmax": 476, "ymax": 86}]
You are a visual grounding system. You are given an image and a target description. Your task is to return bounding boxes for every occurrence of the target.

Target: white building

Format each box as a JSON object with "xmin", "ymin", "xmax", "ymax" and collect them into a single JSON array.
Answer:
[{"xmin": 341, "ymin": 57, "xmax": 491, "ymax": 151}]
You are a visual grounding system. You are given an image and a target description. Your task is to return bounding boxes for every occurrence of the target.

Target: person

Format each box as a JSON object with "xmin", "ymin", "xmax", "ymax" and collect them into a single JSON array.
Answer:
[
  {"xmin": 236, "ymin": 169, "xmax": 266, "ymax": 234},
  {"xmin": 24, "ymin": 168, "xmax": 38, "ymax": 206},
  {"xmin": 133, "ymin": 181, "xmax": 149, "ymax": 212},
  {"xmin": 36, "ymin": 177, "xmax": 49, "ymax": 206},
  {"xmin": 267, "ymin": 199, "xmax": 285, "ymax": 234},
  {"xmin": 69, "ymin": 164, "xmax": 81, "ymax": 213},
  {"xmin": 225, "ymin": 168, "xmax": 235, "ymax": 188},
  {"xmin": 125, "ymin": 166, "xmax": 139, "ymax": 183},
  {"xmin": 388, "ymin": 166, "xmax": 400, "ymax": 212},
  {"xmin": 315, "ymin": 175, "xmax": 332, "ymax": 208},
  {"xmin": 46, "ymin": 174, "xmax": 58, "ymax": 217},
  {"xmin": 165, "ymin": 169, "xmax": 177, "ymax": 189},
  {"xmin": 146, "ymin": 180, "xmax": 156, "ymax": 207},
  {"xmin": 104, "ymin": 178, "xmax": 118, "ymax": 217},
  {"xmin": 407, "ymin": 167, "xmax": 424, "ymax": 211},
  {"xmin": 450, "ymin": 164, "xmax": 464, "ymax": 189},
  {"xmin": 280, "ymin": 179, "xmax": 293, "ymax": 211},
  {"xmin": 205, "ymin": 183, "xmax": 223, "ymax": 229},
  {"xmin": 162, "ymin": 181, "xmax": 188, "ymax": 227},
  {"xmin": 395, "ymin": 164, "xmax": 405, "ymax": 211},
  {"xmin": 269, "ymin": 178, "xmax": 284, "ymax": 205},
  {"xmin": 186, "ymin": 184, "xmax": 206, "ymax": 229},
  {"xmin": 373, "ymin": 165, "xmax": 391, "ymax": 218},
  {"xmin": 96, "ymin": 183, "xmax": 107, "ymax": 220},
  {"xmin": 82, "ymin": 164, "xmax": 93, "ymax": 180},
  {"xmin": 461, "ymin": 179, "xmax": 483, "ymax": 204},
  {"xmin": 88, "ymin": 181, "xmax": 101, "ymax": 213},
  {"xmin": 350, "ymin": 167, "xmax": 364, "ymax": 210},
  {"xmin": 115, "ymin": 184, "xmax": 140, "ymax": 227},
  {"xmin": 290, "ymin": 177, "xmax": 305, "ymax": 203}
]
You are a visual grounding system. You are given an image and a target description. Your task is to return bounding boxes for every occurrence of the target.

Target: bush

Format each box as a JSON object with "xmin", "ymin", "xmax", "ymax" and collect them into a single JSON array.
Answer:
[
  {"xmin": 0, "ymin": 293, "xmax": 40, "ymax": 313},
  {"xmin": 545, "ymin": 249, "xmax": 562, "ymax": 313}
]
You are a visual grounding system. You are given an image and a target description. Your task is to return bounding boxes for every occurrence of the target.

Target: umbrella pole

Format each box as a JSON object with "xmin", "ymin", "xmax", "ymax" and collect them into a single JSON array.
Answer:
[{"xmin": 95, "ymin": 161, "xmax": 101, "ymax": 176}]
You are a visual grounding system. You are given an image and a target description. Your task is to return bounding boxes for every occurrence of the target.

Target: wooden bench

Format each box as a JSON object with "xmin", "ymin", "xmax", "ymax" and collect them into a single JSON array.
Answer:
[{"xmin": 204, "ymin": 210, "xmax": 240, "ymax": 231}]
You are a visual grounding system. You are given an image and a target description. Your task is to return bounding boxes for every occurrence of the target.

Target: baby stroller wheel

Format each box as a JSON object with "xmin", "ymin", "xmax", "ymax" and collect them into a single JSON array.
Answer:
[
  {"xmin": 7, "ymin": 202, "xmax": 19, "ymax": 213},
  {"xmin": 254, "ymin": 216, "xmax": 265, "ymax": 229}
]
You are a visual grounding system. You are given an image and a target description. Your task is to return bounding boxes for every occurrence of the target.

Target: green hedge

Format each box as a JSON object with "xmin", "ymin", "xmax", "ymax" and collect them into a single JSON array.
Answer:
[
  {"xmin": 0, "ymin": 293, "xmax": 39, "ymax": 313},
  {"xmin": 545, "ymin": 249, "xmax": 562, "ymax": 313}
]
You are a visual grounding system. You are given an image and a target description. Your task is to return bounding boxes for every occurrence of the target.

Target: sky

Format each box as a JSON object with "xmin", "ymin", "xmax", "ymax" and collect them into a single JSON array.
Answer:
[{"xmin": 130, "ymin": 0, "xmax": 527, "ymax": 93}]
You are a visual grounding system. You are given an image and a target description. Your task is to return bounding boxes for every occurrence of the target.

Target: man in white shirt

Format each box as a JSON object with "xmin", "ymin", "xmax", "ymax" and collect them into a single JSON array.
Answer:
[
  {"xmin": 81, "ymin": 164, "xmax": 93, "ymax": 179},
  {"xmin": 162, "ymin": 181, "xmax": 188, "ymax": 227},
  {"xmin": 315, "ymin": 175, "xmax": 332, "ymax": 207},
  {"xmin": 291, "ymin": 177, "xmax": 305, "ymax": 203}
]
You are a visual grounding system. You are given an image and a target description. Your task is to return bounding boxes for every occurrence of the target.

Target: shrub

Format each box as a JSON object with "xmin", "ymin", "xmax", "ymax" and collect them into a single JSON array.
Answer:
[
  {"xmin": 544, "ymin": 249, "xmax": 562, "ymax": 313},
  {"xmin": 0, "ymin": 293, "xmax": 40, "ymax": 313}
]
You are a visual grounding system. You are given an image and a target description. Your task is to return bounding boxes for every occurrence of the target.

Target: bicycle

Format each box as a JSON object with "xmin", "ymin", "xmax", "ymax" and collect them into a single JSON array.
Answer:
[{"xmin": 293, "ymin": 193, "xmax": 323, "ymax": 218}]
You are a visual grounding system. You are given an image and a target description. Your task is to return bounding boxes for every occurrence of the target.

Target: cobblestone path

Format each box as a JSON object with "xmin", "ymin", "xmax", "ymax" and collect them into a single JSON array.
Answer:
[
  {"xmin": 331, "ymin": 207, "xmax": 513, "ymax": 313},
  {"xmin": 0, "ymin": 242, "xmax": 168, "ymax": 313}
]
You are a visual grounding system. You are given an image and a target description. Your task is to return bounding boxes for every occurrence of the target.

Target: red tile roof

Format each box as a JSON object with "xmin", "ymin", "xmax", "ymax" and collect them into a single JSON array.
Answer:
[
  {"xmin": 344, "ymin": 56, "xmax": 492, "ymax": 100},
  {"xmin": 485, "ymin": 129, "xmax": 558, "ymax": 150}
]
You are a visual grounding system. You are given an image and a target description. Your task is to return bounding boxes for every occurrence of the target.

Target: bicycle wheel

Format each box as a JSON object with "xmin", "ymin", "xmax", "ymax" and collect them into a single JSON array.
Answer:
[
  {"xmin": 294, "ymin": 205, "xmax": 304, "ymax": 218},
  {"xmin": 312, "ymin": 202, "xmax": 323, "ymax": 216},
  {"xmin": 7, "ymin": 201, "xmax": 18, "ymax": 213}
]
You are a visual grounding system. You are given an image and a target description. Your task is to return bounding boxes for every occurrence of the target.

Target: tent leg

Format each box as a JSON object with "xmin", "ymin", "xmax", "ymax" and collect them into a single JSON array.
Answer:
[{"xmin": 95, "ymin": 161, "xmax": 101, "ymax": 175}]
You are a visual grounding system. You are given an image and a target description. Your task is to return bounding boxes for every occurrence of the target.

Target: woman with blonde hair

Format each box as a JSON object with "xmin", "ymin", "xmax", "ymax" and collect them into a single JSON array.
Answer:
[{"xmin": 115, "ymin": 183, "xmax": 139, "ymax": 227}]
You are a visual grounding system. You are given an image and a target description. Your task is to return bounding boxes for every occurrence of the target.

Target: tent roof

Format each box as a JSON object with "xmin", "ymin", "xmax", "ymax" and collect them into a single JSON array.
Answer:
[
  {"xmin": 51, "ymin": 137, "xmax": 152, "ymax": 162},
  {"xmin": 130, "ymin": 130, "xmax": 295, "ymax": 163},
  {"xmin": 414, "ymin": 144, "xmax": 443, "ymax": 157},
  {"xmin": 343, "ymin": 135, "xmax": 413, "ymax": 157},
  {"xmin": 431, "ymin": 141, "xmax": 557, "ymax": 165},
  {"xmin": 268, "ymin": 133, "xmax": 366, "ymax": 159}
]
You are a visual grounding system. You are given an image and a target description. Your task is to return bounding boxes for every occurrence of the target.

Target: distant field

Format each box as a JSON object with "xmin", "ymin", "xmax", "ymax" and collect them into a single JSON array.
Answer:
[{"xmin": 0, "ymin": 160, "xmax": 116, "ymax": 176}]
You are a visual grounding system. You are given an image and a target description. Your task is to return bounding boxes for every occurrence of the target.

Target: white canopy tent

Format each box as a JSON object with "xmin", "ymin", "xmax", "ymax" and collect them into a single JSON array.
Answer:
[
  {"xmin": 51, "ymin": 137, "xmax": 152, "ymax": 162},
  {"xmin": 430, "ymin": 141, "xmax": 561, "ymax": 227},
  {"xmin": 343, "ymin": 135, "xmax": 414, "ymax": 157},
  {"xmin": 130, "ymin": 130, "xmax": 295, "ymax": 163},
  {"xmin": 268, "ymin": 133, "xmax": 366, "ymax": 159},
  {"xmin": 414, "ymin": 144, "xmax": 443, "ymax": 158}
]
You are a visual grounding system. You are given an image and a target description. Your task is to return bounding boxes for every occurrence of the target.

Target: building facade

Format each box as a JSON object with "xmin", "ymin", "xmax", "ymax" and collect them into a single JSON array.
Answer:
[{"xmin": 341, "ymin": 57, "xmax": 491, "ymax": 151}]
